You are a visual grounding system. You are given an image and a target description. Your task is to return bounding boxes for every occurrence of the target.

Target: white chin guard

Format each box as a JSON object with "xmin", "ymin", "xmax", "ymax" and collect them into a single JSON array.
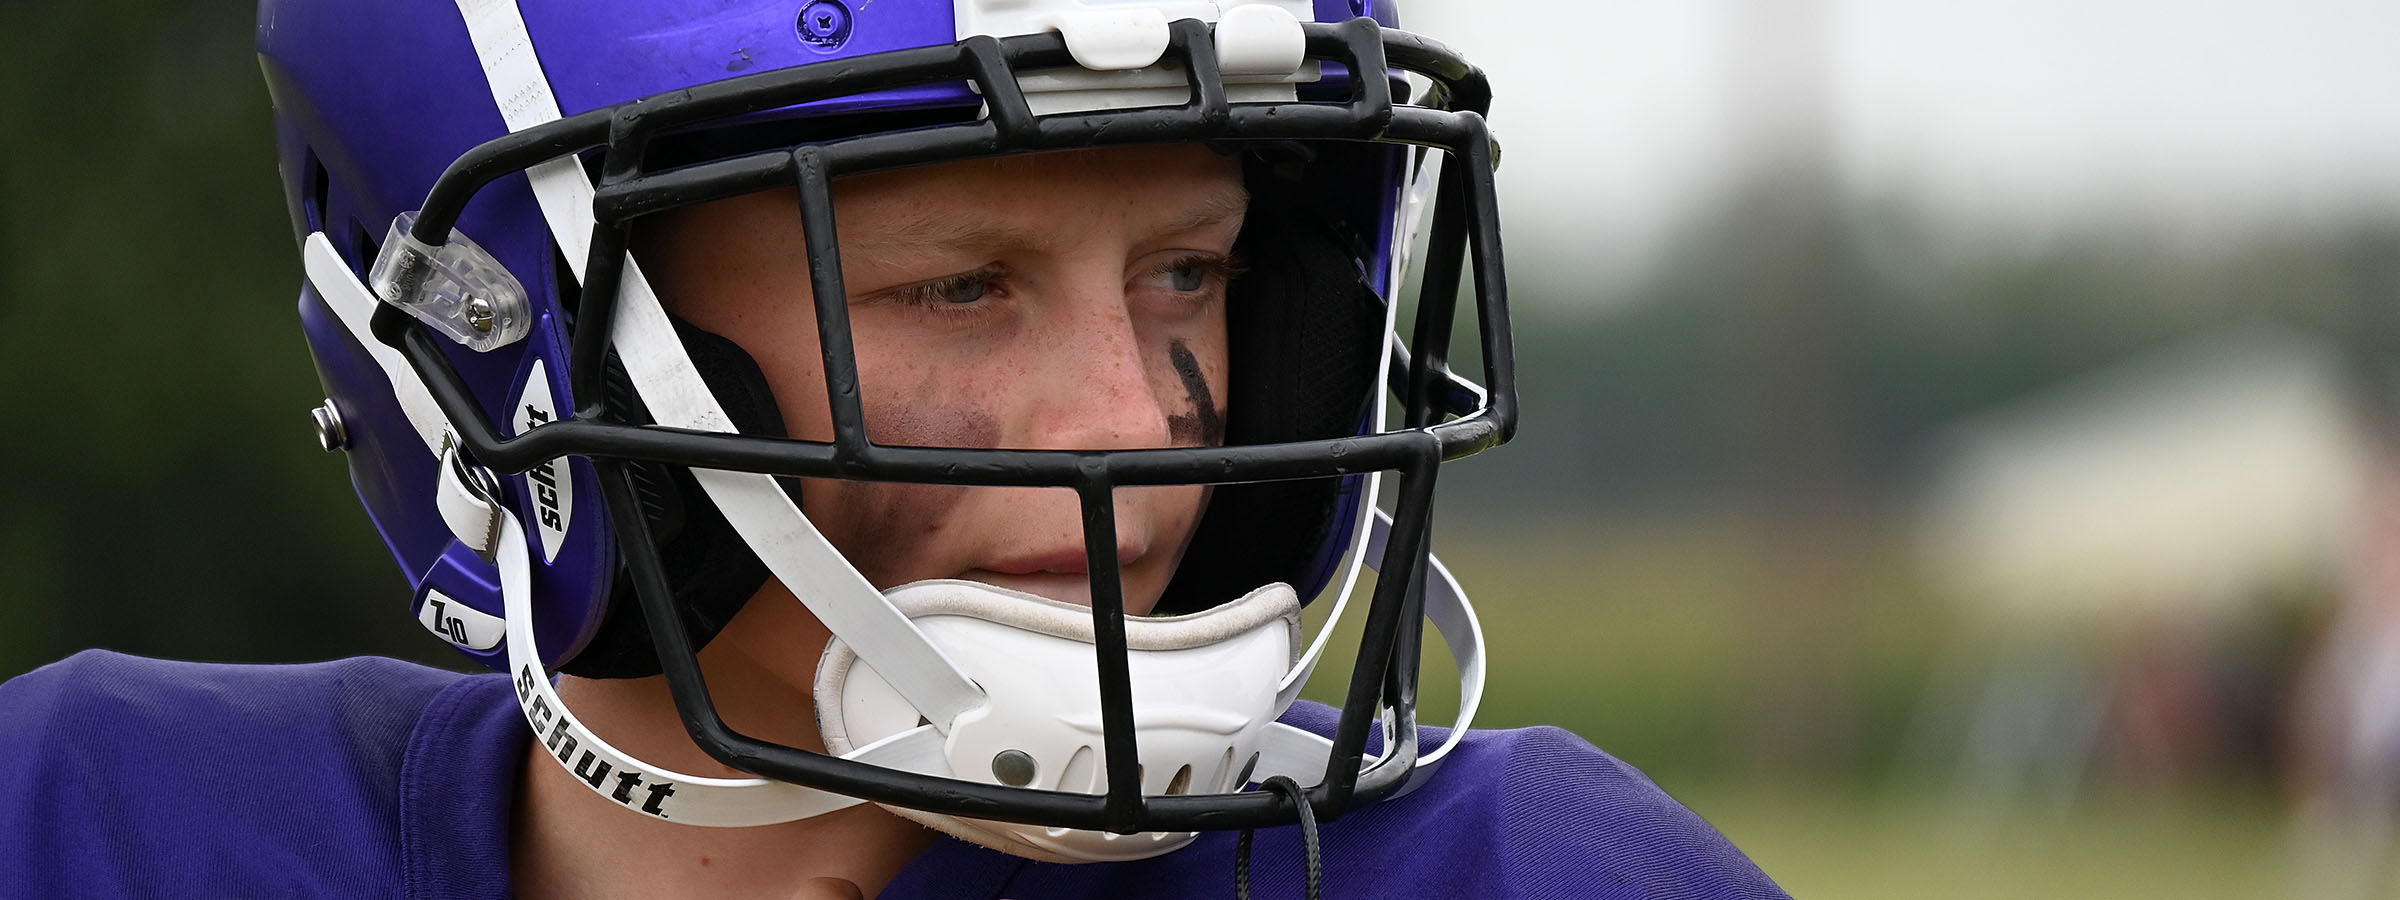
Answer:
[{"xmin": 815, "ymin": 579, "xmax": 1302, "ymax": 863}]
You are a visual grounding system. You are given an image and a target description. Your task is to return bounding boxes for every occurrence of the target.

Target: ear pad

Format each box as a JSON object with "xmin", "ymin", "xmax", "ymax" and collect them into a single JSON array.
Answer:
[
  {"xmin": 1152, "ymin": 172, "xmax": 1383, "ymax": 616},
  {"xmin": 562, "ymin": 316, "xmax": 795, "ymax": 679}
]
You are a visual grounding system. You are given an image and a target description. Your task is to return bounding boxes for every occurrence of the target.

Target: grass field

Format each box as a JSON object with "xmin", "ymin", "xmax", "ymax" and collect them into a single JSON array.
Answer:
[
  {"xmin": 1298, "ymin": 515, "xmax": 2316, "ymax": 898},
  {"xmin": 1687, "ymin": 782, "xmax": 2290, "ymax": 899}
]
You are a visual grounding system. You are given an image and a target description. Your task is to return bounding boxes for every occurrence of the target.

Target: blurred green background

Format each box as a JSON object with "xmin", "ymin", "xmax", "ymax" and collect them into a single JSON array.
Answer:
[{"xmin": 8, "ymin": 1, "xmax": 2400, "ymax": 897}]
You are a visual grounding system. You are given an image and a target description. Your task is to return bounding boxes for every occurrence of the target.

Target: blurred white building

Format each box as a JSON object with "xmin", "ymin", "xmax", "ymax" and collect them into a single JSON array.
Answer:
[
  {"xmin": 1911, "ymin": 324, "xmax": 2366, "ymax": 805},
  {"xmin": 1921, "ymin": 325, "xmax": 2362, "ymax": 630}
]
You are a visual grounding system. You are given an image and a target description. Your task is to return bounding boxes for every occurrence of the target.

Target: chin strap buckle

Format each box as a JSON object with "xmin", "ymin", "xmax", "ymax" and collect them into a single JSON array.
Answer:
[{"xmin": 436, "ymin": 437, "xmax": 505, "ymax": 559}]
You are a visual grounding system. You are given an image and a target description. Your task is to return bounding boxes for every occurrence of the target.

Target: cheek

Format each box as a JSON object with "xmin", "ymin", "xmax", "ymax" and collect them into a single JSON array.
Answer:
[
  {"xmin": 803, "ymin": 378, "xmax": 1003, "ymax": 587},
  {"xmin": 809, "ymin": 479, "xmax": 971, "ymax": 588},
  {"xmin": 702, "ymin": 303, "xmax": 835, "ymax": 444}
]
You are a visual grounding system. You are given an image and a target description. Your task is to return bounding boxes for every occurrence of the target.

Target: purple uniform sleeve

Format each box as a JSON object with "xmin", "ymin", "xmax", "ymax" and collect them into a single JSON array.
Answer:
[
  {"xmin": 0, "ymin": 650, "xmax": 462, "ymax": 898},
  {"xmin": 0, "ymin": 654, "xmax": 1784, "ymax": 900}
]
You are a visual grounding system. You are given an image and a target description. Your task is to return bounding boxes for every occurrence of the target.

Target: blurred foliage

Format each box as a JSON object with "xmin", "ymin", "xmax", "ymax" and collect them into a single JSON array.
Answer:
[
  {"xmin": 1450, "ymin": 206, "xmax": 2391, "ymax": 523},
  {"xmin": 0, "ymin": 1, "xmax": 452, "ymax": 673}
]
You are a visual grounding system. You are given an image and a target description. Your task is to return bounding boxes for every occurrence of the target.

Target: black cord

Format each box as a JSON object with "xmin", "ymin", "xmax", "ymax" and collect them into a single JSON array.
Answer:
[{"xmin": 1234, "ymin": 775, "xmax": 1322, "ymax": 900}]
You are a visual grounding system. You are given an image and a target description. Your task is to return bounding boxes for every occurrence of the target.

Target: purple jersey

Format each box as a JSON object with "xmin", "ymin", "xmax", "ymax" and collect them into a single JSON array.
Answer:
[{"xmin": 1, "ymin": 651, "xmax": 1785, "ymax": 898}]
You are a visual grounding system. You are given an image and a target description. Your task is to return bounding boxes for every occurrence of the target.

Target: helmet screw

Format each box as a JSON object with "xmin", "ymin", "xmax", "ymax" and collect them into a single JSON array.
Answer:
[
  {"xmin": 796, "ymin": 0, "xmax": 853, "ymax": 49},
  {"xmin": 464, "ymin": 296, "xmax": 496, "ymax": 333},
  {"xmin": 309, "ymin": 399, "xmax": 348, "ymax": 452},
  {"xmin": 990, "ymin": 749, "xmax": 1037, "ymax": 787}
]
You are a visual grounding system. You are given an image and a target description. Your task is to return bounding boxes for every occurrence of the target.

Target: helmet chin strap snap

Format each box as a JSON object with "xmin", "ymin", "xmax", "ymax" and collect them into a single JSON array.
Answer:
[{"xmin": 435, "ymin": 439, "xmax": 503, "ymax": 558}]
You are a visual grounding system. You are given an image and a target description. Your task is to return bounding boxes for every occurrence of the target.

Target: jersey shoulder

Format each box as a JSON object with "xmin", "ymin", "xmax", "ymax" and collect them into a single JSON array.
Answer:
[
  {"xmin": 1375, "ymin": 722, "xmax": 1788, "ymax": 899},
  {"xmin": 0, "ymin": 650, "xmax": 470, "ymax": 898},
  {"xmin": 973, "ymin": 705, "xmax": 1788, "ymax": 900}
]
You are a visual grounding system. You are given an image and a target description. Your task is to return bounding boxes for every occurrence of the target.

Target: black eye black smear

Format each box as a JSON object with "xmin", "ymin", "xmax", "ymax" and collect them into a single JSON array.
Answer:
[{"xmin": 1165, "ymin": 340, "xmax": 1224, "ymax": 446}]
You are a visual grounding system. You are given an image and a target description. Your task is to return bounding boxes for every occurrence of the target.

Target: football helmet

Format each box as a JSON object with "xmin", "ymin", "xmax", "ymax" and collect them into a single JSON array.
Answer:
[{"xmin": 260, "ymin": 0, "xmax": 1511, "ymax": 861}]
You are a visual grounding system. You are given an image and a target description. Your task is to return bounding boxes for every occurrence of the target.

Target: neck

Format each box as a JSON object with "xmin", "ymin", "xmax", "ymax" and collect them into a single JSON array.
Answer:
[{"xmin": 511, "ymin": 673, "xmax": 938, "ymax": 900}]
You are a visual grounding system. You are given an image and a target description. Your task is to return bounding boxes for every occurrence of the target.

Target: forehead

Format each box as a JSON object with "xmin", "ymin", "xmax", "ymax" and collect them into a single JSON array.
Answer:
[
  {"xmin": 830, "ymin": 144, "xmax": 1248, "ymax": 251},
  {"xmin": 639, "ymin": 143, "xmax": 1249, "ymax": 279},
  {"xmin": 838, "ymin": 144, "xmax": 1241, "ymax": 201}
]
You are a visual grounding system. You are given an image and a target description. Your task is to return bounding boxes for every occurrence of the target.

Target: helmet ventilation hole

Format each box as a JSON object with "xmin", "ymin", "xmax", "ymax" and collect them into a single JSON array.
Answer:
[{"xmin": 1060, "ymin": 745, "xmax": 1097, "ymax": 792}]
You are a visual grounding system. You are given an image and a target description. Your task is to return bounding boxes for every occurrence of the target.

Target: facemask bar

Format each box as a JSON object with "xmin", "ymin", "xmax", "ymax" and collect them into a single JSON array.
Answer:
[{"xmin": 381, "ymin": 17, "xmax": 1508, "ymax": 834}]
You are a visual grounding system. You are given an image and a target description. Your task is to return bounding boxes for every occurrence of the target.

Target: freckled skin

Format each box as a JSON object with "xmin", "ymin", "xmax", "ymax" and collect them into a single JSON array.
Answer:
[
  {"xmin": 1165, "ymin": 339, "xmax": 1225, "ymax": 446},
  {"xmin": 638, "ymin": 142, "xmax": 1241, "ymax": 624},
  {"xmin": 520, "ymin": 144, "xmax": 1248, "ymax": 900},
  {"xmin": 820, "ymin": 404, "xmax": 997, "ymax": 587}
]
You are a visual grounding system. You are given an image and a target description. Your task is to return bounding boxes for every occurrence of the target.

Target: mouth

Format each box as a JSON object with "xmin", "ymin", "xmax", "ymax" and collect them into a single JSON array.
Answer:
[{"xmin": 966, "ymin": 545, "xmax": 1147, "ymax": 608}]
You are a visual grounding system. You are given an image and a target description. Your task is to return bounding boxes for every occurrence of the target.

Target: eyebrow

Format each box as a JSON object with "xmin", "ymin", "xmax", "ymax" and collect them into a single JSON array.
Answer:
[
  {"xmin": 1155, "ymin": 184, "xmax": 1254, "ymax": 236},
  {"xmin": 854, "ymin": 183, "xmax": 1252, "ymax": 254}
]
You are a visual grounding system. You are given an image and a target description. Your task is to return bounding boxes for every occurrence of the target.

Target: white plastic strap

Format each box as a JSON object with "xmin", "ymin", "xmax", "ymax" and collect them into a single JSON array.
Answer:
[
  {"xmin": 1389, "ymin": 148, "xmax": 1442, "ymax": 304},
  {"xmin": 436, "ymin": 441, "xmax": 502, "ymax": 555},
  {"xmin": 493, "ymin": 504, "xmax": 953, "ymax": 826},
  {"xmin": 1253, "ymin": 718, "xmax": 1359, "ymax": 784},
  {"xmin": 1273, "ymin": 203, "xmax": 1408, "ymax": 716},
  {"xmin": 454, "ymin": 0, "xmax": 592, "ymax": 275},
  {"xmin": 1364, "ymin": 509, "xmax": 1485, "ymax": 769},
  {"xmin": 303, "ymin": 232, "xmax": 447, "ymax": 456},
  {"xmin": 452, "ymin": 0, "xmax": 989, "ymax": 732},
  {"xmin": 1251, "ymin": 509, "xmax": 1486, "ymax": 783},
  {"xmin": 1273, "ymin": 476, "xmax": 1374, "ymax": 713}
]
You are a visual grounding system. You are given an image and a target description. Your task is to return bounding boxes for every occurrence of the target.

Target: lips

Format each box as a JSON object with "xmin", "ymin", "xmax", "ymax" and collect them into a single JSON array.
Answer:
[{"xmin": 965, "ymin": 543, "xmax": 1154, "ymax": 609}]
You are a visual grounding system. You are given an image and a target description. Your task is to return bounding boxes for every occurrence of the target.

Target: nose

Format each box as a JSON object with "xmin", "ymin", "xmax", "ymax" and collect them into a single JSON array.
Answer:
[{"xmin": 1023, "ymin": 281, "xmax": 1177, "ymax": 453}]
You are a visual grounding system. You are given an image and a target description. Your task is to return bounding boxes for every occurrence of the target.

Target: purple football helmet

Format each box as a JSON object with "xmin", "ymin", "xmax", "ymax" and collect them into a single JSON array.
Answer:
[{"xmin": 260, "ymin": 0, "xmax": 1510, "ymax": 860}]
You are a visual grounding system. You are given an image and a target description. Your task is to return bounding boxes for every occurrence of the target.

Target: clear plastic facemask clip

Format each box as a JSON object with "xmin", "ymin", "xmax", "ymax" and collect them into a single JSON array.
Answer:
[{"xmin": 369, "ymin": 211, "xmax": 532, "ymax": 352}]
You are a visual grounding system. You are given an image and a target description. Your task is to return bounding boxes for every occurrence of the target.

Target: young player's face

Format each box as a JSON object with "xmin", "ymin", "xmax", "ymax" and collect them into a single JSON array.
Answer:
[{"xmin": 642, "ymin": 144, "xmax": 1244, "ymax": 616}]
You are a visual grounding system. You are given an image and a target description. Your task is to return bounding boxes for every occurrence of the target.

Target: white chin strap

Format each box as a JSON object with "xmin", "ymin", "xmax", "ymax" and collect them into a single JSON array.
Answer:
[
  {"xmin": 473, "ymin": 488, "xmax": 1489, "ymax": 847},
  {"xmin": 491, "ymin": 502, "xmax": 943, "ymax": 826},
  {"xmin": 460, "ymin": 461, "xmax": 1487, "ymax": 848},
  {"xmin": 402, "ymin": 0, "xmax": 1491, "ymax": 862}
]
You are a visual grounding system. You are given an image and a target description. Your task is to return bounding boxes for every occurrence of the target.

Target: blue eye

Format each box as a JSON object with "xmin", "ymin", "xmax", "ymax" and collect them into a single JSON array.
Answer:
[
  {"xmin": 1146, "ymin": 255, "xmax": 1239, "ymax": 295},
  {"xmin": 889, "ymin": 268, "xmax": 1002, "ymax": 309},
  {"xmin": 1167, "ymin": 260, "xmax": 1209, "ymax": 292}
]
